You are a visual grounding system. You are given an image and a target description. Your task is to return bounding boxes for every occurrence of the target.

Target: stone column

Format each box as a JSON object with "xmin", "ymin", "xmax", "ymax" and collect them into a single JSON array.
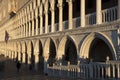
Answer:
[
  {"xmin": 26, "ymin": 22, "xmax": 28, "ymax": 37},
  {"xmin": 18, "ymin": 52, "xmax": 21, "ymax": 61},
  {"xmin": 81, "ymin": 0, "xmax": 85, "ymax": 27},
  {"xmin": 29, "ymin": 20, "xmax": 31, "ymax": 36},
  {"xmin": 107, "ymin": 65, "xmax": 111, "ymax": 78},
  {"xmin": 58, "ymin": 0, "xmax": 63, "ymax": 31},
  {"xmin": 44, "ymin": 56, "xmax": 48, "ymax": 74},
  {"xmin": 96, "ymin": 0, "xmax": 102, "ymax": 24},
  {"xmin": 40, "ymin": 5, "xmax": 43, "ymax": 34},
  {"xmin": 14, "ymin": 51, "xmax": 17, "ymax": 59},
  {"xmin": 118, "ymin": 0, "xmax": 120, "ymax": 19},
  {"xmin": 50, "ymin": 0, "xmax": 55, "ymax": 32},
  {"xmin": 112, "ymin": 65, "xmax": 115, "ymax": 78},
  {"xmin": 28, "ymin": 53, "xmax": 31, "ymax": 65},
  {"xmin": 32, "ymin": 11, "xmax": 35, "ymax": 36},
  {"xmin": 22, "ymin": 53, "xmax": 26, "ymax": 63},
  {"xmin": 36, "ymin": 17, "xmax": 38, "ymax": 35},
  {"xmin": 34, "ymin": 53, "xmax": 39, "ymax": 71},
  {"xmin": 32, "ymin": 19, "xmax": 34, "ymax": 36},
  {"xmin": 67, "ymin": 0, "xmax": 73, "ymax": 29},
  {"xmin": 44, "ymin": 1, "xmax": 48, "ymax": 33},
  {"xmin": 24, "ymin": 19, "xmax": 26, "ymax": 37},
  {"xmin": 35, "ymin": 8, "xmax": 38, "ymax": 35},
  {"xmin": 11, "ymin": 51, "xmax": 14, "ymax": 59},
  {"xmin": 117, "ymin": 64, "xmax": 120, "ymax": 78}
]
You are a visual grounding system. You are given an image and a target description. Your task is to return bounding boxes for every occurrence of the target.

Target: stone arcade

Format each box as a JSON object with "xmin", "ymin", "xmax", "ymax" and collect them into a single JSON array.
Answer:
[{"xmin": 0, "ymin": 0, "xmax": 120, "ymax": 79}]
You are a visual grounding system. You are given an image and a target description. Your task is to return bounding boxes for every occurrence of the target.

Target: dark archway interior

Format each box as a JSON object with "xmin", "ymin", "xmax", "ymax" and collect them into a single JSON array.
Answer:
[
  {"xmin": 63, "ymin": 38, "xmax": 77, "ymax": 65},
  {"xmin": 63, "ymin": 1, "xmax": 68, "ymax": 21},
  {"xmin": 48, "ymin": 39, "xmax": 56, "ymax": 66},
  {"xmin": 89, "ymin": 38, "xmax": 113, "ymax": 62},
  {"xmin": 38, "ymin": 41, "xmax": 44, "ymax": 72},
  {"xmin": 55, "ymin": 1, "xmax": 59, "ymax": 23}
]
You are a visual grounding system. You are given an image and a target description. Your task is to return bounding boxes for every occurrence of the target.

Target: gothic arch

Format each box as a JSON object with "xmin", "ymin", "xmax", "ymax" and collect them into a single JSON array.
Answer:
[
  {"xmin": 43, "ymin": 37, "xmax": 57, "ymax": 67},
  {"xmin": 16, "ymin": 41, "xmax": 22, "ymax": 61},
  {"xmin": 34, "ymin": 39, "xmax": 43, "ymax": 55},
  {"xmin": 22, "ymin": 41, "xmax": 27, "ymax": 54},
  {"xmin": 57, "ymin": 35, "xmax": 78, "ymax": 64},
  {"xmin": 21, "ymin": 41, "xmax": 27, "ymax": 63},
  {"xmin": 34, "ymin": 39, "xmax": 44, "ymax": 71},
  {"xmin": 27, "ymin": 40, "xmax": 34, "ymax": 66},
  {"xmin": 80, "ymin": 32, "xmax": 117, "ymax": 61}
]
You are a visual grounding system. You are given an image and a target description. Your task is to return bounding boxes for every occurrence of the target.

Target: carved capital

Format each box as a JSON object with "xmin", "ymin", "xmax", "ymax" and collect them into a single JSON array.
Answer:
[
  {"xmin": 57, "ymin": 3, "xmax": 63, "ymax": 9},
  {"xmin": 44, "ymin": 11, "xmax": 48, "ymax": 15},
  {"xmin": 66, "ymin": 0, "xmax": 72, "ymax": 3},
  {"xmin": 50, "ymin": 8, "xmax": 54, "ymax": 12}
]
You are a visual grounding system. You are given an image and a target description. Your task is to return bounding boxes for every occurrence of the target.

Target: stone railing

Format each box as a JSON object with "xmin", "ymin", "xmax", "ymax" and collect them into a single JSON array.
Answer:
[
  {"xmin": 85, "ymin": 12, "xmax": 96, "ymax": 25},
  {"xmin": 102, "ymin": 6, "xmax": 118, "ymax": 23},
  {"xmin": 55, "ymin": 23, "xmax": 59, "ymax": 31},
  {"xmin": 47, "ymin": 60, "xmax": 120, "ymax": 79}
]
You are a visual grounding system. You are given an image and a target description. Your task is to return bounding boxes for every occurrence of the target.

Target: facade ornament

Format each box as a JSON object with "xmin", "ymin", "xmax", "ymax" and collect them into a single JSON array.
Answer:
[
  {"xmin": 58, "ymin": 0, "xmax": 63, "ymax": 8},
  {"xmin": 50, "ymin": 0, "xmax": 55, "ymax": 12}
]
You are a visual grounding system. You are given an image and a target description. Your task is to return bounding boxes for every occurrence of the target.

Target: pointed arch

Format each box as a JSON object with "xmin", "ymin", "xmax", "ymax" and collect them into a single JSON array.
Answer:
[
  {"xmin": 57, "ymin": 35, "xmax": 78, "ymax": 65},
  {"xmin": 80, "ymin": 32, "xmax": 117, "ymax": 61},
  {"xmin": 44, "ymin": 37, "xmax": 57, "ymax": 66}
]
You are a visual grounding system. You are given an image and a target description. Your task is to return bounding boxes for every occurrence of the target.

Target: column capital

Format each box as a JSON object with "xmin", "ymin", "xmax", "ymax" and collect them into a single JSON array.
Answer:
[
  {"xmin": 58, "ymin": 0, "xmax": 63, "ymax": 7},
  {"xmin": 34, "ymin": 52, "xmax": 39, "ymax": 56},
  {"xmin": 44, "ymin": 11, "xmax": 48, "ymax": 15},
  {"xmin": 66, "ymin": 0, "xmax": 72, "ymax": 3},
  {"xmin": 50, "ymin": 8, "xmax": 54, "ymax": 12},
  {"xmin": 57, "ymin": 3, "xmax": 62, "ymax": 9}
]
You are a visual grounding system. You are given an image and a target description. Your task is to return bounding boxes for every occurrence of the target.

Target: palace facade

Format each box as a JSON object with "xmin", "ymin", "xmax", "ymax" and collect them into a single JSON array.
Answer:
[{"xmin": 0, "ymin": 0, "xmax": 120, "ymax": 79}]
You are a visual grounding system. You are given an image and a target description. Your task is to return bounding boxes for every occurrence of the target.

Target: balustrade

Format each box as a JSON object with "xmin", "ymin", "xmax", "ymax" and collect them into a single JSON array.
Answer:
[
  {"xmin": 102, "ymin": 6, "xmax": 118, "ymax": 23},
  {"xmin": 47, "ymin": 61, "xmax": 120, "ymax": 79}
]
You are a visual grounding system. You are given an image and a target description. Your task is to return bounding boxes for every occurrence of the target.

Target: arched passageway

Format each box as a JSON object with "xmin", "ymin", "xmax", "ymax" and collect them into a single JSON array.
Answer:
[
  {"xmin": 47, "ymin": 39, "xmax": 56, "ymax": 66},
  {"xmin": 80, "ymin": 33, "xmax": 116, "ymax": 62},
  {"xmin": 38, "ymin": 40, "xmax": 44, "ymax": 72},
  {"xmin": 57, "ymin": 36, "xmax": 77, "ymax": 65},
  {"xmin": 27, "ymin": 41, "xmax": 35, "ymax": 70},
  {"xmin": 63, "ymin": 38, "xmax": 77, "ymax": 65},
  {"xmin": 89, "ymin": 38, "xmax": 113, "ymax": 62}
]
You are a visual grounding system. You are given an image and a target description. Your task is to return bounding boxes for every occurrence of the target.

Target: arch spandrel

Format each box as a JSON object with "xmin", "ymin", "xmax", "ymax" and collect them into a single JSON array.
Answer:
[{"xmin": 80, "ymin": 32, "xmax": 117, "ymax": 60}]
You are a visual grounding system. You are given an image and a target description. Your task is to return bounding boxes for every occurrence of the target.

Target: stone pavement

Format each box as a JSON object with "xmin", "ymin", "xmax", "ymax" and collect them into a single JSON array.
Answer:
[{"xmin": 0, "ymin": 55, "xmax": 78, "ymax": 80}]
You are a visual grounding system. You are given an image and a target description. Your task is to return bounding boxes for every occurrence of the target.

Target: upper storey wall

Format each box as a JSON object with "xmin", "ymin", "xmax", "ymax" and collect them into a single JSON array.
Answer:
[{"xmin": 0, "ymin": 0, "xmax": 31, "ymax": 26}]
